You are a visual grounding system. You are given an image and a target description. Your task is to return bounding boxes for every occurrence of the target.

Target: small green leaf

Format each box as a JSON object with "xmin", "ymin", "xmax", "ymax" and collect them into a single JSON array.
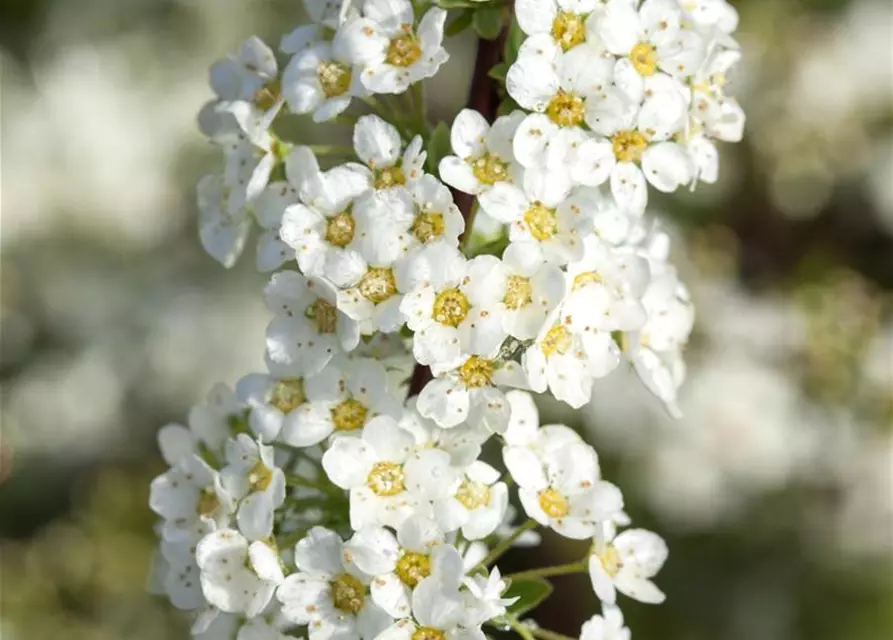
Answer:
[
  {"xmin": 502, "ymin": 15, "xmax": 525, "ymax": 66},
  {"xmin": 472, "ymin": 5, "xmax": 504, "ymax": 40},
  {"xmin": 445, "ymin": 8, "xmax": 474, "ymax": 36},
  {"xmin": 426, "ymin": 121, "xmax": 452, "ymax": 174},
  {"xmin": 505, "ymin": 578, "xmax": 554, "ymax": 617},
  {"xmin": 496, "ymin": 96, "xmax": 521, "ymax": 117},
  {"xmin": 488, "ymin": 62, "xmax": 509, "ymax": 83}
]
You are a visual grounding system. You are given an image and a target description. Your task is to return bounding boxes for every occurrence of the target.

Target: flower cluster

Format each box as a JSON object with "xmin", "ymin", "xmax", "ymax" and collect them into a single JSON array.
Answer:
[{"xmin": 152, "ymin": 0, "xmax": 745, "ymax": 638}]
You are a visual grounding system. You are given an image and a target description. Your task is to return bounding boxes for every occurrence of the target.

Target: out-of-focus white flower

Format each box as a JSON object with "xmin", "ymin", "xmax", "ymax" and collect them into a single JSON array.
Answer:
[{"xmin": 589, "ymin": 524, "xmax": 668, "ymax": 605}]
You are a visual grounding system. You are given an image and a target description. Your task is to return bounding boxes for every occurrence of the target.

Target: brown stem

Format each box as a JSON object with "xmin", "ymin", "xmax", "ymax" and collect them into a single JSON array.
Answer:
[{"xmin": 406, "ymin": 10, "xmax": 512, "ymax": 399}]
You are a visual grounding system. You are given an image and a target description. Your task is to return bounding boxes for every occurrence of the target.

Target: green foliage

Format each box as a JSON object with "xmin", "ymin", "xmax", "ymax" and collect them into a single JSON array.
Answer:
[
  {"xmin": 504, "ymin": 578, "xmax": 554, "ymax": 617},
  {"xmin": 472, "ymin": 4, "xmax": 504, "ymax": 40},
  {"xmin": 426, "ymin": 121, "xmax": 453, "ymax": 173}
]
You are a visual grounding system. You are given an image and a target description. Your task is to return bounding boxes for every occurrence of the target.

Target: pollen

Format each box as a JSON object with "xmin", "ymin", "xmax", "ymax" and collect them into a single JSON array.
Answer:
[
  {"xmin": 593, "ymin": 544, "xmax": 624, "ymax": 578},
  {"xmin": 270, "ymin": 377, "xmax": 305, "ymax": 413},
  {"xmin": 412, "ymin": 211, "xmax": 445, "ymax": 243},
  {"xmin": 611, "ymin": 130, "xmax": 649, "ymax": 163},
  {"xmin": 524, "ymin": 202, "xmax": 559, "ymax": 241},
  {"xmin": 572, "ymin": 270, "xmax": 603, "ymax": 290},
  {"xmin": 629, "ymin": 42, "xmax": 658, "ymax": 76},
  {"xmin": 538, "ymin": 487, "xmax": 570, "ymax": 518},
  {"xmin": 331, "ymin": 398, "xmax": 368, "ymax": 432},
  {"xmin": 253, "ymin": 78, "xmax": 281, "ymax": 111},
  {"xmin": 432, "ymin": 288, "xmax": 471, "ymax": 327},
  {"xmin": 455, "ymin": 478, "xmax": 492, "ymax": 509},
  {"xmin": 330, "ymin": 573, "xmax": 365, "ymax": 613},
  {"xmin": 359, "ymin": 267, "xmax": 397, "ymax": 304},
  {"xmin": 248, "ymin": 460, "xmax": 274, "ymax": 492},
  {"xmin": 412, "ymin": 628, "xmax": 446, "ymax": 640},
  {"xmin": 386, "ymin": 33, "xmax": 422, "ymax": 67},
  {"xmin": 317, "ymin": 60, "xmax": 352, "ymax": 97},
  {"xmin": 552, "ymin": 10, "xmax": 586, "ymax": 51},
  {"xmin": 504, "ymin": 275, "xmax": 533, "ymax": 309},
  {"xmin": 458, "ymin": 356, "xmax": 495, "ymax": 389},
  {"xmin": 374, "ymin": 165, "xmax": 407, "ymax": 190},
  {"xmin": 546, "ymin": 90, "xmax": 585, "ymax": 127},
  {"xmin": 395, "ymin": 552, "xmax": 431, "ymax": 587},
  {"xmin": 470, "ymin": 152, "xmax": 509, "ymax": 185},
  {"xmin": 325, "ymin": 210, "xmax": 355, "ymax": 247},
  {"xmin": 197, "ymin": 486, "xmax": 221, "ymax": 517},
  {"xmin": 306, "ymin": 299, "xmax": 338, "ymax": 334},
  {"xmin": 540, "ymin": 324, "xmax": 572, "ymax": 357},
  {"xmin": 367, "ymin": 461, "xmax": 406, "ymax": 496}
]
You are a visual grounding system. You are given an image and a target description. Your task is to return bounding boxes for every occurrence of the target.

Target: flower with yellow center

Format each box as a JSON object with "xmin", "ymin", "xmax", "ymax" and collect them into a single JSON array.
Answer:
[
  {"xmin": 386, "ymin": 32, "xmax": 422, "ymax": 67},
  {"xmin": 470, "ymin": 152, "xmax": 509, "ymax": 185},
  {"xmin": 552, "ymin": 10, "xmax": 587, "ymax": 51},
  {"xmin": 611, "ymin": 130, "xmax": 649, "ymax": 164},
  {"xmin": 358, "ymin": 267, "xmax": 397, "ymax": 304},
  {"xmin": 305, "ymin": 299, "xmax": 338, "ymax": 334},
  {"xmin": 374, "ymin": 165, "xmax": 407, "ymax": 190},
  {"xmin": 367, "ymin": 461, "xmax": 406, "ymax": 496},
  {"xmin": 330, "ymin": 573, "xmax": 366, "ymax": 613},
  {"xmin": 538, "ymin": 487, "xmax": 570, "ymax": 518},
  {"xmin": 317, "ymin": 60, "xmax": 352, "ymax": 98},
  {"xmin": 431, "ymin": 288, "xmax": 471, "ymax": 327},
  {"xmin": 253, "ymin": 78, "xmax": 281, "ymax": 111},
  {"xmin": 197, "ymin": 486, "xmax": 221, "ymax": 518},
  {"xmin": 248, "ymin": 460, "xmax": 274, "ymax": 492},
  {"xmin": 458, "ymin": 356, "xmax": 495, "ymax": 389},
  {"xmin": 504, "ymin": 275, "xmax": 533, "ymax": 310},
  {"xmin": 523, "ymin": 203, "xmax": 559, "ymax": 241},
  {"xmin": 540, "ymin": 324, "xmax": 573, "ymax": 357},
  {"xmin": 572, "ymin": 270, "xmax": 604, "ymax": 290},
  {"xmin": 270, "ymin": 377, "xmax": 305, "ymax": 413},
  {"xmin": 592, "ymin": 543, "xmax": 623, "ymax": 578},
  {"xmin": 629, "ymin": 42, "xmax": 658, "ymax": 76},
  {"xmin": 395, "ymin": 552, "xmax": 431, "ymax": 588},
  {"xmin": 331, "ymin": 398, "xmax": 368, "ymax": 432},
  {"xmin": 324, "ymin": 210, "xmax": 355, "ymax": 247},
  {"xmin": 455, "ymin": 478, "xmax": 493, "ymax": 510},
  {"xmin": 411, "ymin": 211, "xmax": 445, "ymax": 244},
  {"xmin": 412, "ymin": 628, "xmax": 446, "ymax": 640},
  {"xmin": 546, "ymin": 90, "xmax": 586, "ymax": 127}
]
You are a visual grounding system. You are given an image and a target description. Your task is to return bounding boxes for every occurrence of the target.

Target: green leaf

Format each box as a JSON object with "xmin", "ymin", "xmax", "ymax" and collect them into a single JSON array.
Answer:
[
  {"xmin": 445, "ymin": 8, "xmax": 475, "ymax": 36},
  {"xmin": 505, "ymin": 578, "xmax": 554, "ymax": 617},
  {"xmin": 426, "ymin": 121, "xmax": 452, "ymax": 174},
  {"xmin": 488, "ymin": 62, "xmax": 509, "ymax": 84},
  {"xmin": 496, "ymin": 96, "xmax": 521, "ymax": 117},
  {"xmin": 472, "ymin": 4, "xmax": 504, "ymax": 40},
  {"xmin": 502, "ymin": 15, "xmax": 525, "ymax": 67}
]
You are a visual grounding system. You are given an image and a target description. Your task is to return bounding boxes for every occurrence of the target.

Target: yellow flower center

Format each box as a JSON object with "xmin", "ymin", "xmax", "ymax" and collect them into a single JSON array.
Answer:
[
  {"xmin": 432, "ymin": 288, "xmax": 471, "ymax": 327},
  {"xmin": 270, "ymin": 377, "xmax": 305, "ymax": 413},
  {"xmin": 331, "ymin": 398, "xmax": 368, "ymax": 432},
  {"xmin": 330, "ymin": 573, "xmax": 365, "ymax": 613},
  {"xmin": 306, "ymin": 299, "xmax": 338, "ymax": 334},
  {"xmin": 552, "ymin": 10, "xmax": 587, "ymax": 51},
  {"xmin": 374, "ymin": 165, "xmax": 407, "ymax": 189},
  {"xmin": 359, "ymin": 267, "xmax": 397, "ymax": 304},
  {"xmin": 456, "ymin": 478, "xmax": 492, "ymax": 510},
  {"xmin": 629, "ymin": 41, "xmax": 658, "ymax": 76},
  {"xmin": 412, "ymin": 211, "xmax": 445, "ymax": 244},
  {"xmin": 541, "ymin": 324, "xmax": 572, "ymax": 357},
  {"xmin": 572, "ymin": 271, "xmax": 603, "ymax": 290},
  {"xmin": 325, "ymin": 210, "xmax": 355, "ymax": 247},
  {"xmin": 386, "ymin": 32, "xmax": 422, "ymax": 67},
  {"xmin": 395, "ymin": 552, "xmax": 431, "ymax": 587},
  {"xmin": 504, "ymin": 275, "xmax": 533, "ymax": 309},
  {"xmin": 458, "ymin": 356, "xmax": 495, "ymax": 389},
  {"xmin": 538, "ymin": 487, "xmax": 570, "ymax": 518},
  {"xmin": 412, "ymin": 628, "xmax": 446, "ymax": 640},
  {"xmin": 248, "ymin": 460, "xmax": 274, "ymax": 492},
  {"xmin": 524, "ymin": 202, "xmax": 559, "ymax": 241},
  {"xmin": 593, "ymin": 544, "xmax": 624, "ymax": 577},
  {"xmin": 367, "ymin": 461, "xmax": 406, "ymax": 496},
  {"xmin": 611, "ymin": 130, "xmax": 649, "ymax": 163},
  {"xmin": 317, "ymin": 60, "xmax": 352, "ymax": 98},
  {"xmin": 470, "ymin": 152, "xmax": 509, "ymax": 185},
  {"xmin": 546, "ymin": 90, "xmax": 585, "ymax": 127},
  {"xmin": 197, "ymin": 486, "xmax": 221, "ymax": 517},
  {"xmin": 253, "ymin": 78, "xmax": 281, "ymax": 111}
]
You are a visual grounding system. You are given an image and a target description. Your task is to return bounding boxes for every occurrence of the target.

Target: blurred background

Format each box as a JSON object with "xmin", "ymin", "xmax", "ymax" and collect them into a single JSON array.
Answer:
[{"xmin": 0, "ymin": 0, "xmax": 890, "ymax": 638}]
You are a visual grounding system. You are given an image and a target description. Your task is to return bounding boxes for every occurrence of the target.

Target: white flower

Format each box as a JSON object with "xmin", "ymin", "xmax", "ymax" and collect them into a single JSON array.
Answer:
[
  {"xmin": 322, "ymin": 415, "xmax": 428, "ymax": 529},
  {"xmin": 277, "ymin": 526, "xmax": 392, "ymax": 639},
  {"xmin": 280, "ymin": 0, "xmax": 358, "ymax": 56},
  {"xmin": 588, "ymin": 524, "xmax": 668, "ymax": 605},
  {"xmin": 462, "ymin": 566, "xmax": 518, "ymax": 627},
  {"xmin": 282, "ymin": 357, "xmax": 402, "ymax": 447},
  {"xmin": 197, "ymin": 173, "xmax": 251, "ymax": 268},
  {"xmin": 344, "ymin": 516, "xmax": 450, "ymax": 619},
  {"xmin": 375, "ymin": 574, "xmax": 485, "ymax": 640},
  {"xmin": 196, "ymin": 529, "xmax": 283, "ymax": 617},
  {"xmin": 507, "ymin": 439, "xmax": 624, "ymax": 539},
  {"xmin": 236, "ymin": 370, "xmax": 311, "ymax": 443},
  {"xmin": 157, "ymin": 524, "xmax": 215, "ymax": 612},
  {"xmin": 399, "ymin": 403, "xmax": 491, "ymax": 468},
  {"xmin": 398, "ymin": 174, "xmax": 466, "ymax": 254},
  {"xmin": 515, "ymin": 0, "xmax": 602, "ymax": 52},
  {"xmin": 342, "ymin": 0, "xmax": 449, "ymax": 94},
  {"xmin": 434, "ymin": 461, "xmax": 509, "ymax": 541},
  {"xmin": 503, "ymin": 389, "xmax": 583, "ymax": 455},
  {"xmin": 352, "ymin": 114, "xmax": 427, "ymax": 191},
  {"xmin": 399, "ymin": 243, "xmax": 508, "ymax": 373},
  {"xmin": 187, "ymin": 383, "xmax": 248, "ymax": 457},
  {"xmin": 478, "ymin": 177, "xmax": 590, "ymax": 266},
  {"xmin": 150, "ymin": 454, "xmax": 235, "ymax": 542},
  {"xmin": 579, "ymin": 604, "xmax": 631, "ymax": 640},
  {"xmin": 439, "ymin": 109, "xmax": 524, "ymax": 198},
  {"xmin": 220, "ymin": 435, "xmax": 286, "ymax": 541},
  {"xmin": 264, "ymin": 270, "xmax": 361, "ymax": 377},
  {"xmin": 216, "ymin": 101, "xmax": 280, "ymax": 215},
  {"xmin": 253, "ymin": 182, "xmax": 299, "ymax": 272},
  {"xmin": 282, "ymin": 28, "xmax": 368, "ymax": 122},
  {"xmin": 681, "ymin": 0, "xmax": 739, "ymax": 36}
]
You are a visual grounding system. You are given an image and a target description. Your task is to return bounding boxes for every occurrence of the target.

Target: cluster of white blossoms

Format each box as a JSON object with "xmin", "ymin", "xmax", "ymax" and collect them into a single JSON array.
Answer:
[{"xmin": 155, "ymin": 0, "xmax": 744, "ymax": 637}]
